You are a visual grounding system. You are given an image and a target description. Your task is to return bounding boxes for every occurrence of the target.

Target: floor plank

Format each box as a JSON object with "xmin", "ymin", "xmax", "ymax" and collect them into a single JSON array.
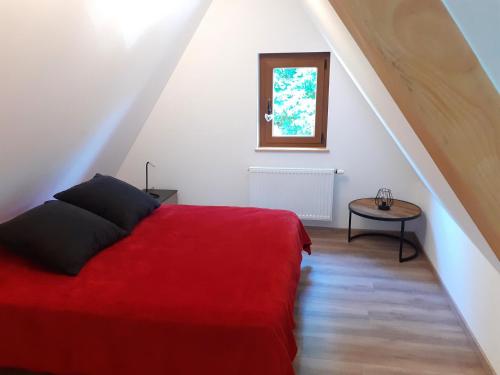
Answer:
[{"xmin": 294, "ymin": 227, "xmax": 492, "ymax": 375}]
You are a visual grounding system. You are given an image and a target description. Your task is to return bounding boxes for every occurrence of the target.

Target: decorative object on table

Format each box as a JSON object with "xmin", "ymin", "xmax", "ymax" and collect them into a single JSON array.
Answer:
[
  {"xmin": 348, "ymin": 198, "xmax": 422, "ymax": 262},
  {"xmin": 374, "ymin": 188, "xmax": 393, "ymax": 210},
  {"xmin": 145, "ymin": 161, "xmax": 159, "ymax": 199}
]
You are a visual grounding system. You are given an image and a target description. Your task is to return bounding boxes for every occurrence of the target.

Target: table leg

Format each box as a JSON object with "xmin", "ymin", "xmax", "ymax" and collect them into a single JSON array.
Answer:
[
  {"xmin": 399, "ymin": 220, "xmax": 405, "ymax": 263},
  {"xmin": 348, "ymin": 212, "xmax": 418, "ymax": 262},
  {"xmin": 348, "ymin": 210, "xmax": 352, "ymax": 242}
]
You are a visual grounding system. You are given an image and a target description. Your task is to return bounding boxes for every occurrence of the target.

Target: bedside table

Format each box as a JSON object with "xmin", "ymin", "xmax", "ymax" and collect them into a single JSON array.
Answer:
[
  {"xmin": 348, "ymin": 198, "xmax": 422, "ymax": 262},
  {"xmin": 142, "ymin": 189, "xmax": 178, "ymax": 205}
]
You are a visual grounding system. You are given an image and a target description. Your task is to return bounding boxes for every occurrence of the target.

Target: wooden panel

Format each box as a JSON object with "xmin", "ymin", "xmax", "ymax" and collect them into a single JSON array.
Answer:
[{"xmin": 328, "ymin": 0, "xmax": 500, "ymax": 260}]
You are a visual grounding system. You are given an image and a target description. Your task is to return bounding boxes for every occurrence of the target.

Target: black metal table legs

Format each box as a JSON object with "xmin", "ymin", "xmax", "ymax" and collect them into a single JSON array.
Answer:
[{"xmin": 347, "ymin": 211, "xmax": 418, "ymax": 262}]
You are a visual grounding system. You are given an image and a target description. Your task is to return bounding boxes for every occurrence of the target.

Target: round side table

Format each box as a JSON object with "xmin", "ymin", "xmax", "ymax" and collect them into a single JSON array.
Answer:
[{"xmin": 348, "ymin": 198, "xmax": 422, "ymax": 262}]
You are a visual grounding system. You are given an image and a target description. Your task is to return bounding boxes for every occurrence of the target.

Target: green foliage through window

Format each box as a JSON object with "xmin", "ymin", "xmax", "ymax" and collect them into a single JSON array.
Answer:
[{"xmin": 272, "ymin": 67, "xmax": 317, "ymax": 137}]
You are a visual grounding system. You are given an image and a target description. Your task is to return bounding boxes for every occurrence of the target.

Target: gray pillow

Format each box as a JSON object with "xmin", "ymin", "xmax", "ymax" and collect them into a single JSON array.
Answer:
[
  {"xmin": 0, "ymin": 200, "xmax": 126, "ymax": 276},
  {"xmin": 54, "ymin": 174, "xmax": 159, "ymax": 232}
]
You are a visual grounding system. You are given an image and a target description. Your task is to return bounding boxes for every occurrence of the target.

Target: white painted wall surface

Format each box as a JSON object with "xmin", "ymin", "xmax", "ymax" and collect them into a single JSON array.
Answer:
[
  {"xmin": 412, "ymin": 182, "xmax": 500, "ymax": 373},
  {"xmin": 118, "ymin": 0, "xmax": 421, "ymax": 231},
  {"xmin": 0, "ymin": 0, "xmax": 211, "ymax": 222}
]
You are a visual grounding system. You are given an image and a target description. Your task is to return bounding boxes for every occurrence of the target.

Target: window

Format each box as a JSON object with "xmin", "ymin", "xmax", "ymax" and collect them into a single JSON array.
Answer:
[{"xmin": 259, "ymin": 52, "xmax": 330, "ymax": 148}]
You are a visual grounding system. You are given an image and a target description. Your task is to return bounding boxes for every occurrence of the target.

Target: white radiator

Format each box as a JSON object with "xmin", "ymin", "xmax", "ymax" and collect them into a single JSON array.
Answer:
[{"xmin": 248, "ymin": 167, "xmax": 336, "ymax": 221}]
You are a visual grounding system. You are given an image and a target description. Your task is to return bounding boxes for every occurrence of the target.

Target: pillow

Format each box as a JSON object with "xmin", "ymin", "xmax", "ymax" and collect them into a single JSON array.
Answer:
[
  {"xmin": 54, "ymin": 174, "xmax": 159, "ymax": 232},
  {"xmin": 0, "ymin": 200, "xmax": 126, "ymax": 276}
]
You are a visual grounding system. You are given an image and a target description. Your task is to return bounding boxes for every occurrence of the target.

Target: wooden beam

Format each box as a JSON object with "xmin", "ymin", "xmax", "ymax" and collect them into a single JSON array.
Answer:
[{"xmin": 328, "ymin": 0, "xmax": 500, "ymax": 260}]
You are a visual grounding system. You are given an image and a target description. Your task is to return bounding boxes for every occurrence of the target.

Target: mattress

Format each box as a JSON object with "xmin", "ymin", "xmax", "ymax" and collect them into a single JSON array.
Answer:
[{"xmin": 0, "ymin": 205, "xmax": 311, "ymax": 375}]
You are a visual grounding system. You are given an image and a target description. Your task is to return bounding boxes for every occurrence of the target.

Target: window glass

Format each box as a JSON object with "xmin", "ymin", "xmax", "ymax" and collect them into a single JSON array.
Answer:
[{"xmin": 272, "ymin": 67, "xmax": 318, "ymax": 137}]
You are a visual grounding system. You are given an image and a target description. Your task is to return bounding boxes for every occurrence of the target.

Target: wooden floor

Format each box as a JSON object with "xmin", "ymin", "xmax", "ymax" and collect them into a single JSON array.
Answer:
[
  {"xmin": 0, "ymin": 228, "xmax": 492, "ymax": 375},
  {"xmin": 293, "ymin": 227, "xmax": 492, "ymax": 375}
]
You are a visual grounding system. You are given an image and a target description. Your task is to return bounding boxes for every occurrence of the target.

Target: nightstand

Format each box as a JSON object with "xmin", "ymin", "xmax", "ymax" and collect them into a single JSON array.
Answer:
[
  {"xmin": 348, "ymin": 198, "xmax": 422, "ymax": 262},
  {"xmin": 142, "ymin": 189, "xmax": 178, "ymax": 205}
]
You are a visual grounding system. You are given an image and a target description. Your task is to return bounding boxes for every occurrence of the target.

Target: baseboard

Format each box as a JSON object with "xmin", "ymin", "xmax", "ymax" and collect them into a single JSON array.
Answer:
[{"xmin": 405, "ymin": 236, "xmax": 496, "ymax": 375}]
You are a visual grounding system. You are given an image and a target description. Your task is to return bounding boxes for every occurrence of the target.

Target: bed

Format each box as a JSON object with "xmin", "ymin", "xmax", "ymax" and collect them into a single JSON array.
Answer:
[{"xmin": 0, "ymin": 204, "xmax": 311, "ymax": 375}]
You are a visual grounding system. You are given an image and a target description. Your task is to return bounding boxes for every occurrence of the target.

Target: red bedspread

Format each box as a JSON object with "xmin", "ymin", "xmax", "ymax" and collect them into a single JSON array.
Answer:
[{"xmin": 0, "ymin": 205, "xmax": 311, "ymax": 375}]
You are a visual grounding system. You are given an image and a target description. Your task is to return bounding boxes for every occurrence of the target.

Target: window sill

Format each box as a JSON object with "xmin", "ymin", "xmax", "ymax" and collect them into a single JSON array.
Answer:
[{"xmin": 255, "ymin": 147, "xmax": 330, "ymax": 153}]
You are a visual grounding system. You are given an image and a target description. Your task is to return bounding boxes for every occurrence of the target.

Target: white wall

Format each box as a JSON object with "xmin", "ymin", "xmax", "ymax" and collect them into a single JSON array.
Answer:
[
  {"xmin": 118, "ymin": 0, "xmax": 421, "ymax": 231},
  {"xmin": 0, "ymin": 0, "xmax": 211, "ymax": 222},
  {"xmin": 411, "ymin": 182, "xmax": 500, "ymax": 373}
]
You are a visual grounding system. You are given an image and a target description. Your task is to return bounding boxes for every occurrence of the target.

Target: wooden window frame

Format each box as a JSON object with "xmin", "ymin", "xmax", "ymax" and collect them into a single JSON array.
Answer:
[{"xmin": 259, "ymin": 52, "xmax": 330, "ymax": 148}]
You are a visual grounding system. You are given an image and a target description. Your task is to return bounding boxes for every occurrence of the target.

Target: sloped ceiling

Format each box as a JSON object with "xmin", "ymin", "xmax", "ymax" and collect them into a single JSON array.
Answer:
[{"xmin": 0, "ymin": 0, "xmax": 212, "ymax": 222}]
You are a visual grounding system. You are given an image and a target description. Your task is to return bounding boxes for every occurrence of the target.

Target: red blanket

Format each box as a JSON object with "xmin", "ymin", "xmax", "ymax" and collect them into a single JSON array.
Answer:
[{"xmin": 0, "ymin": 205, "xmax": 310, "ymax": 375}]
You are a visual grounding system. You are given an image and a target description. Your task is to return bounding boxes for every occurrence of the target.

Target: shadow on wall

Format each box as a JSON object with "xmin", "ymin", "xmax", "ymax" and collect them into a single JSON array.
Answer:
[
  {"xmin": 416, "ymin": 194, "xmax": 500, "ymax": 372},
  {"xmin": 0, "ymin": 0, "xmax": 211, "ymax": 223},
  {"xmin": 418, "ymin": 196, "xmax": 500, "ymax": 274},
  {"xmin": 51, "ymin": 96, "xmax": 137, "ymax": 194},
  {"xmin": 0, "ymin": 97, "xmax": 130, "ymax": 223}
]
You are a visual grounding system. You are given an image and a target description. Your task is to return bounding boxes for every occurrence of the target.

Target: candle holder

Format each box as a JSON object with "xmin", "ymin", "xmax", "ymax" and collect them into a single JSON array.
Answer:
[{"xmin": 375, "ymin": 188, "xmax": 393, "ymax": 210}]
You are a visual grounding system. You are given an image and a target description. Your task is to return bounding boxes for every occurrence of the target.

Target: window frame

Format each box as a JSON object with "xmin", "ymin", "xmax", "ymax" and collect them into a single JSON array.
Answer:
[{"xmin": 259, "ymin": 52, "xmax": 330, "ymax": 148}]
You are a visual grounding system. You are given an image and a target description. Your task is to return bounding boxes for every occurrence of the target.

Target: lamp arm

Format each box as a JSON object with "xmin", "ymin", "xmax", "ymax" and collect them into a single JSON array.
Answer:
[{"xmin": 145, "ymin": 161, "xmax": 156, "ymax": 192}]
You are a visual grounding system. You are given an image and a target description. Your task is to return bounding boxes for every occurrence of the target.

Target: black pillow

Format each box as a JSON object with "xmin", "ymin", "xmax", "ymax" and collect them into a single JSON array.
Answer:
[
  {"xmin": 0, "ymin": 200, "xmax": 126, "ymax": 276},
  {"xmin": 54, "ymin": 174, "xmax": 159, "ymax": 232}
]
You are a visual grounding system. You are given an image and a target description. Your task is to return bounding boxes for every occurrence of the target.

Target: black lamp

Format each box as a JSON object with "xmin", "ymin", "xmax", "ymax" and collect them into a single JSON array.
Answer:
[
  {"xmin": 375, "ymin": 188, "xmax": 393, "ymax": 210},
  {"xmin": 145, "ymin": 161, "xmax": 159, "ymax": 198}
]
